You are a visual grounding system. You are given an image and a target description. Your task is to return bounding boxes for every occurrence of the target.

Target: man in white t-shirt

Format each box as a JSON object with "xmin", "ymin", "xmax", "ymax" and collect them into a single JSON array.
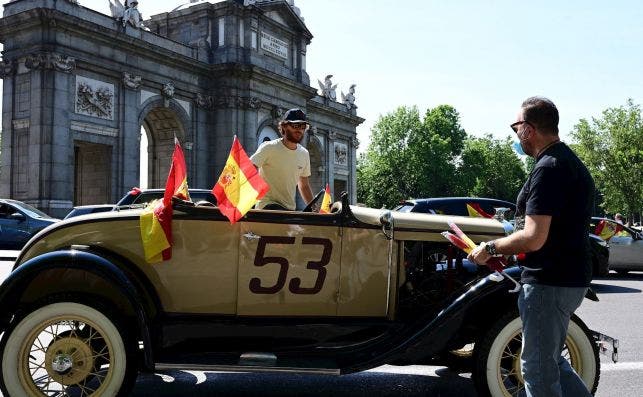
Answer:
[{"xmin": 250, "ymin": 108, "xmax": 314, "ymax": 210}]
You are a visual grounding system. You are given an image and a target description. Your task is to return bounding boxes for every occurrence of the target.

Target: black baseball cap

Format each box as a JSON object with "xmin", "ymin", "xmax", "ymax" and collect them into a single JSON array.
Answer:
[{"xmin": 283, "ymin": 108, "xmax": 308, "ymax": 123}]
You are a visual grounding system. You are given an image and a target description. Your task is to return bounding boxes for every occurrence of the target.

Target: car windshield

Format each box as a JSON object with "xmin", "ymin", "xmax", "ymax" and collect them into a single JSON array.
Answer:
[
  {"xmin": 393, "ymin": 204, "xmax": 414, "ymax": 213},
  {"xmin": 13, "ymin": 202, "xmax": 54, "ymax": 219}
]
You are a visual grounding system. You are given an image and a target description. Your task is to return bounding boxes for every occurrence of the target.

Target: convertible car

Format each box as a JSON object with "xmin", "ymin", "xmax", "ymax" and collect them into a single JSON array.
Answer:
[{"xmin": 0, "ymin": 194, "xmax": 616, "ymax": 396}]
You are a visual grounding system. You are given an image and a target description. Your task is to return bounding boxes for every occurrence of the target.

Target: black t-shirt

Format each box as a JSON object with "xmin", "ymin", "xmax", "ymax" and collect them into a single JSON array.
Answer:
[{"xmin": 515, "ymin": 142, "xmax": 595, "ymax": 287}]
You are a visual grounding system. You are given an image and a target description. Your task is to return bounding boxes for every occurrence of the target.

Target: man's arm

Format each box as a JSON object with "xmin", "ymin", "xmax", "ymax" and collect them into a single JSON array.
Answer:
[
  {"xmin": 298, "ymin": 176, "xmax": 314, "ymax": 204},
  {"xmin": 468, "ymin": 214, "xmax": 552, "ymax": 264}
]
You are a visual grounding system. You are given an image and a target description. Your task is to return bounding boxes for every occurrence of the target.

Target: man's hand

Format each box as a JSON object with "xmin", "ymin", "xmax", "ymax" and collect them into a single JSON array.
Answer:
[{"xmin": 468, "ymin": 242, "xmax": 492, "ymax": 265}]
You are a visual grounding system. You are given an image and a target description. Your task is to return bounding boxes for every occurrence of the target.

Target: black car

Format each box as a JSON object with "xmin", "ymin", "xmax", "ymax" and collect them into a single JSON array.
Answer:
[
  {"xmin": 115, "ymin": 187, "xmax": 217, "ymax": 207},
  {"xmin": 395, "ymin": 197, "xmax": 610, "ymax": 277},
  {"xmin": 0, "ymin": 199, "xmax": 59, "ymax": 249}
]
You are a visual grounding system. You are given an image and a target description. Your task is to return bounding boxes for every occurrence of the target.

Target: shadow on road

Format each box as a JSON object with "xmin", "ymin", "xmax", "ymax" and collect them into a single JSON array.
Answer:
[
  {"xmin": 129, "ymin": 368, "xmax": 477, "ymax": 397},
  {"xmin": 590, "ymin": 282, "xmax": 641, "ymax": 294}
]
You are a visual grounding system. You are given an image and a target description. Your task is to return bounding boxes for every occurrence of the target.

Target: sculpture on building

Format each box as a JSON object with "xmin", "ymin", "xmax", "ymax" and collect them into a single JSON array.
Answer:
[
  {"xmin": 109, "ymin": 0, "xmax": 144, "ymax": 29},
  {"xmin": 341, "ymin": 84, "xmax": 357, "ymax": 111},
  {"xmin": 122, "ymin": 72, "xmax": 142, "ymax": 89},
  {"xmin": 317, "ymin": 74, "xmax": 337, "ymax": 102}
]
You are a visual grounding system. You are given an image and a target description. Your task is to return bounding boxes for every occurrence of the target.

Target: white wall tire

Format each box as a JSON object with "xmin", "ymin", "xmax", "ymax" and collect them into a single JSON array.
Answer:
[
  {"xmin": 1, "ymin": 302, "xmax": 132, "ymax": 397},
  {"xmin": 474, "ymin": 312, "xmax": 599, "ymax": 397}
]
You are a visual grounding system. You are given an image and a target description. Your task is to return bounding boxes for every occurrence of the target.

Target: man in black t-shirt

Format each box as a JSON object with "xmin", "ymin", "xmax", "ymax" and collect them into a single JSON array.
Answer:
[{"xmin": 469, "ymin": 97, "xmax": 594, "ymax": 397}]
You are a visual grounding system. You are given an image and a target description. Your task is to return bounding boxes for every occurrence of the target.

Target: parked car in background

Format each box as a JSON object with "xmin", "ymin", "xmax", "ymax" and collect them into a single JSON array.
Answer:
[
  {"xmin": 0, "ymin": 199, "xmax": 59, "ymax": 249},
  {"xmin": 394, "ymin": 197, "xmax": 515, "ymax": 221},
  {"xmin": 394, "ymin": 197, "xmax": 610, "ymax": 277},
  {"xmin": 116, "ymin": 187, "xmax": 217, "ymax": 207},
  {"xmin": 64, "ymin": 204, "xmax": 116, "ymax": 219},
  {"xmin": 590, "ymin": 217, "xmax": 643, "ymax": 275}
]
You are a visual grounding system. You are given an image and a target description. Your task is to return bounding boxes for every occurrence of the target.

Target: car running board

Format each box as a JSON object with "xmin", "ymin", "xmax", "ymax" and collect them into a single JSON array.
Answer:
[{"xmin": 155, "ymin": 352, "xmax": 340, "ymax": 375}]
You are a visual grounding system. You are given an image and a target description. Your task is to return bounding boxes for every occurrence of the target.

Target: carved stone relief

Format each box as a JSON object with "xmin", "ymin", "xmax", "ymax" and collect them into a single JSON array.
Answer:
[
  {"xmin": 196, "ymin": 93, "xmax": 213, "ymax": 109},
  {"xmin": 122, "ymin": 72, "xmax": 142, "ymax": 90},
  {"xmin": 75, "ymin": 76, "xmax": 114, "ymax": 120},
  {"xmin": 25, "ymin": 52, "xmax": 76, "ymax": 73},
  {"xmin": 0, "ymin": 59, "xmax": 15, "ymax": 78},
  {"xmin": 334, "ymin": 141, "xmax": 348, "ymax": 166}
]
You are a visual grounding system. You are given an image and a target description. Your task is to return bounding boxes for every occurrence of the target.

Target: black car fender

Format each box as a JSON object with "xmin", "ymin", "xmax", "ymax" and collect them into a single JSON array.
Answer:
[
  {"xmin": 0, "ymin": 249, "xmax": 156, "ymax": 370},
  {"xmin": 343, "ymin": 270, "xmax": 520, "ymax": 373}
]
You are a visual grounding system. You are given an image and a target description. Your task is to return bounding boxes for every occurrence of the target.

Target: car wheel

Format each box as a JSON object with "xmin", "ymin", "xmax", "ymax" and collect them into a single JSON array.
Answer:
[
  {"xmin": 472, "ymin": 311, "xmax": 599, "ymax": 397},
  {"xmin": 0, "ymin": 301, "xmax": 137, "ymax": 397}
]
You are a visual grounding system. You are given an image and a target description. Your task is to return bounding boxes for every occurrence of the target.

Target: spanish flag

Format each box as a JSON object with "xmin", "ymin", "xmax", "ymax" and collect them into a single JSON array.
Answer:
[
  {"xmin": 594, "ymin": 219, "xmax": 622, "ymax": 241},
  {"xmin": 319, "ymin": 183, "xmax": 332, "ymax": 214},
  {"xmin": 212, "ymin": 136, "xmax": 269, "ymax": 224},
  {"xmin": 140, "ymin": 138, "xmax": 189, "ymax": 263},
  {"xmin": 466, "ymin": 202, "xmax": 493, "ymax": 218}
]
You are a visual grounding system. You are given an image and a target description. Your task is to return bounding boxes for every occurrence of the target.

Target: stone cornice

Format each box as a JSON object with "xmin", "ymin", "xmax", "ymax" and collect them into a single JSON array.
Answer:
[{"xmin": 307, "ymin": 100, "xmax": 365, "ymax": 127}]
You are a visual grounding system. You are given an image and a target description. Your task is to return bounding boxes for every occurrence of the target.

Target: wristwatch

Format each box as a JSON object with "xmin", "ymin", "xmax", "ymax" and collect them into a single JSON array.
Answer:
[{"xmin": 484, "ymin": 240, "xmax": 498, "ymax": 256}]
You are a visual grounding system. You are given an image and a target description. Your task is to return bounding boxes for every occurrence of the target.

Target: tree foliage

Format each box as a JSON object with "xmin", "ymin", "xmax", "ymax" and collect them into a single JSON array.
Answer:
[
  {"xmin": 456, "ymin": 135, "xmax": 526, "ymax": 202},
  {"xmin": 570, "ymin": 99, "xmax": 643, "ymax": 218},
  {"xmin": 357, "ymin": 105, "xmax": 526, "ymax": 208}
]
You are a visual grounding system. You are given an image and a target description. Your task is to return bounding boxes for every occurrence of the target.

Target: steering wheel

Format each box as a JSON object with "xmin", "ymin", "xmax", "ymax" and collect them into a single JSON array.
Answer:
[{"xmin": 302, "ymin": 188, "xmax": 326, "ymax": 212}]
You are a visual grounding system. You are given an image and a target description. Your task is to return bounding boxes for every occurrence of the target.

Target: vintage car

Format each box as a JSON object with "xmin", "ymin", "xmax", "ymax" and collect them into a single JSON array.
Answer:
[{"xmin": 0, "ymin": 194, "xmax": 616, "ymax": 396}]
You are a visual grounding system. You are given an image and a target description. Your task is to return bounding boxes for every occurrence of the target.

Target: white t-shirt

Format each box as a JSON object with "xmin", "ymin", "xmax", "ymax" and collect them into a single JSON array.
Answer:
[{"xmin": 250, "ymin": 138, "xmax": 311, "ymax": 210}]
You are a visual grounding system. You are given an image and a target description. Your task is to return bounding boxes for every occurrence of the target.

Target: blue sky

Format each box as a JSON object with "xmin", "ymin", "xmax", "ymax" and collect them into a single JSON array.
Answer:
[{"xmin": 4, "ymin": 0, "xmax": 643, "ymax": 150}]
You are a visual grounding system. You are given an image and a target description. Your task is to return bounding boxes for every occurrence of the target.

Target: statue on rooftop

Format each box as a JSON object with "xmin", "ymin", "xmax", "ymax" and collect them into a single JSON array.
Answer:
[
  {"xmin": 341, "ymin": 84, "xmax": 357, "ymax": 111},
  {"xmin": 318, "ymin": 74, "xmax": 337, "ymax": 102},
  {"xmin": 109, "ymin": 0, "xmax": 144, "ymax": 29}
]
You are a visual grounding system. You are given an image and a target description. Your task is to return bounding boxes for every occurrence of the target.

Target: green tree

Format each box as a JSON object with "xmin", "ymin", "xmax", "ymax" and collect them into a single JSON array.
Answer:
[
  {"xmin": 356, "ymin": 105, "xmax": 466, "ymax": 208},
  {"xmin": 456, "ymin": 135, "xmax": 526, "ymax": 202},
  {"xmin": 570, "ymin": 99, "xmax": 643, "ymax": 219}
]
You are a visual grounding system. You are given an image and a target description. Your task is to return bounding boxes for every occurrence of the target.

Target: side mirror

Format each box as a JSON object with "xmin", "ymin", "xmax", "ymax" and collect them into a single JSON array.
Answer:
[{"xmin": 9, "ymin": 212, "xmax": 26, "ymax": 221}]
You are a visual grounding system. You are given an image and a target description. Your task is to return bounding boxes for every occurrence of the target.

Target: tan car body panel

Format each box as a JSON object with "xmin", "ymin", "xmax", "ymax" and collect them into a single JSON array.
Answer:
[{"xmin": 17, "ymin": 205, "xmax": 506, "ymax": 318}]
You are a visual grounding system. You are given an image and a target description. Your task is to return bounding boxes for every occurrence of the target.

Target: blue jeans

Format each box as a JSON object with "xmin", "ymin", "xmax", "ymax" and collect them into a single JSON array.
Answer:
[{"xmin": 518, "ymin": 284, "xmax": 592, "ymax": 397}]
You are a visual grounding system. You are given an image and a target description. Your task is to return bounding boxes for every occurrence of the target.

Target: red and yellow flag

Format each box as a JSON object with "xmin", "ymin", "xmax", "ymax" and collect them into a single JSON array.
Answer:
[
  {"xmin": 212, "ymin": 136, "xmax": 269, "ymax": 224},
  {"xmin": 466, "ymin": 202, "xmax": 493, "ymax": 218},
  {"xmin": 594, "ymin": 219, "xmax": 622, "ymax": 241},
  {"xmin": 140, "ymin": 138, "xmax": 190, "ymax": 263},
  {"xmin": 319, "ymin": 183, "xmax": 332, "ymax": 214}
]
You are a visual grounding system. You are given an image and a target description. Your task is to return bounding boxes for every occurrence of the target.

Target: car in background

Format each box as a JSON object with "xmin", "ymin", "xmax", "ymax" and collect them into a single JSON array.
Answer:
[
  {"xmin": 395, "ymin": 197, "xmax": 515, "ymax": 221},
  {"xmin": 394, "ymin": 197, "xmax": 610, "ymax": 277},
  {"xmin": 590, "ymin": 217, "xmax": 643, "ymax": 275},
  {"xmin": 64, "ymin": 204, "xmax": 116, "ymax": 219},
  {"xmin": 115, "ymin": 187, "xmax": 217, "ymax": 207},
  {"xmin": 0, "ymin": 199, "xmax": 59, "ymax": 249}
]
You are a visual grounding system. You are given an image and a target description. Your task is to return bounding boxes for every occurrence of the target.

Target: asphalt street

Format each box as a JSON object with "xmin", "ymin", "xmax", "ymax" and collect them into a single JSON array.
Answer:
[{"xmin": 0, "ymin": 252, "xmax": 640, "ymax": 396}]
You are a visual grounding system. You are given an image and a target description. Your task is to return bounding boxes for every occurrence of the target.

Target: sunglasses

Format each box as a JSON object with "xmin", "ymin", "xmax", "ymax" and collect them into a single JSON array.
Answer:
[
  {"xmin": 287, "ymin": 122, "xmax": 309, "ymax": 130},
  {"xmin": 510, "ymin": 120, "xmax": 533, "ymax": 133}
]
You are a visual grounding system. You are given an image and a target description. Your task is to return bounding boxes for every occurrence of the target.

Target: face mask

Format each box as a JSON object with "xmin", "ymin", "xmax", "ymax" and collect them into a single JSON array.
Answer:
[{"xmin": 512, "ymin": 141, "xmax": 526, "ymax": 156}]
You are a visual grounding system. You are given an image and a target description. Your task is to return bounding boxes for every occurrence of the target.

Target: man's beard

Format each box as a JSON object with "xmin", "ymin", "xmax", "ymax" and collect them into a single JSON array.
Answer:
[{"xmin": 284, "ymin": 130, "xmax": 303, "ymax": 144}]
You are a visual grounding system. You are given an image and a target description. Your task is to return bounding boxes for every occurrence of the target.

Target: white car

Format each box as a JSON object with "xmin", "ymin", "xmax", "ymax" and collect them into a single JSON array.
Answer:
[{"xmin": 591, "ymin": 217, "xmax": 643, "ymax": 274}]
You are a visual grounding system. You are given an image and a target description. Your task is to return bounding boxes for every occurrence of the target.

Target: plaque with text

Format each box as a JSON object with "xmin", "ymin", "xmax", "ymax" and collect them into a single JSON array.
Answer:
[{"xmin": 260, "ymin": 31, "xmax": 288, "ymax": 59}]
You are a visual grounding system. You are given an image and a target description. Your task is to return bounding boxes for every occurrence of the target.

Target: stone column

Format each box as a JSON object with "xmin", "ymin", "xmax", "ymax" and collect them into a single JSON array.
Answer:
[
  {"xmin": 0, "ymin": 59, "xmax": 16, "ymax": 197},
  {"xmin": 121, "ymin": 76, "xmax": 142, "ymax": 197},
  {"xmin": 24, "ymin": 52, "xmax": 76, "ymax": 217}
]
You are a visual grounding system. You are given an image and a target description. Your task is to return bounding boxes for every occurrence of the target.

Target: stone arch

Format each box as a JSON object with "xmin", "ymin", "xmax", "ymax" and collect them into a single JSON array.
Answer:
[
  {"xmin": 256, "ymin": 117, "xmax": 280, "ymax": 149},
  {"xmin": 138, "ymin": 98, "xmax": 192, "ymax": 188}
]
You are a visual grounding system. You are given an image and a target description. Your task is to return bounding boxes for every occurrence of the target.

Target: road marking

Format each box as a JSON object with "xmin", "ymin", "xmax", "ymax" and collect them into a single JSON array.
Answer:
[{"xmin": 601, "ymin": 362, "xmax": 643, "ymax": 371}]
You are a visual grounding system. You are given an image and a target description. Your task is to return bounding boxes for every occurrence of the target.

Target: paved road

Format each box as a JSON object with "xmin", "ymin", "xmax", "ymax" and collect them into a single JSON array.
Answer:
[{"xmin": 0, "ymin": 254, "xmax": 641, "ymax": 396}]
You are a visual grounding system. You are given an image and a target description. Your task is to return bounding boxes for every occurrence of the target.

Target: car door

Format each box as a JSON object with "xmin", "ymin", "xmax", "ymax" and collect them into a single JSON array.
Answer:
[
  {"xmin": 0, "ymin": 203, "xmax": 30, "ymax": 249},
  {"xmin": 609, "ymin": 228, "xmax": 643, "ymax": 269},
  {"xmin": 237, "ymin": 211, "xmax": 342, "ymax": 316}
]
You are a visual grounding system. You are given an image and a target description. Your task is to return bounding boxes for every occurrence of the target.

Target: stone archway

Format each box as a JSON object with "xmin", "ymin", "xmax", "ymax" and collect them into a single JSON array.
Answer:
[{"xmin": 139, "ymin": 101, "xmax": 190, "ymax": 189}]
